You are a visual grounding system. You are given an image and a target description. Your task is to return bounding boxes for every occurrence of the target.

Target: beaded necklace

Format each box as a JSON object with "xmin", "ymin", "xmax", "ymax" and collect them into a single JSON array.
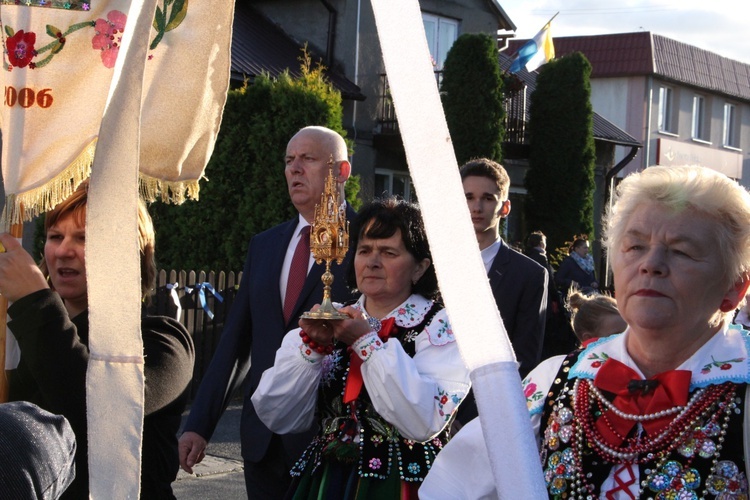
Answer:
[{"xmin": 564, "ymin": 379, "xmax": 738, "ymax": 499}]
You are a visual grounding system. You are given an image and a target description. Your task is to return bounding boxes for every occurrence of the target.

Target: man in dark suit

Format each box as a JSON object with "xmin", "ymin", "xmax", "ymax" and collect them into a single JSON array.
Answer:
[
  {"xmin": 461, "ymin": 158, "xmax": 547, "ymax": 378},
  {"xmin": 178, "ymin": 126, "xmax": 356, "ymax": 498}
]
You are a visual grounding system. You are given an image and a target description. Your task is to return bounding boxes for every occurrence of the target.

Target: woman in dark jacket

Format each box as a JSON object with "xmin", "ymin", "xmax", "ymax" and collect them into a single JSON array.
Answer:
[
  {"xmin": 554, "ymin": 238, "xmax": 599, "ymax": 295},
  {"xmin": 0, "ymin": 181, "xmax": 194, "ymax": 499}
]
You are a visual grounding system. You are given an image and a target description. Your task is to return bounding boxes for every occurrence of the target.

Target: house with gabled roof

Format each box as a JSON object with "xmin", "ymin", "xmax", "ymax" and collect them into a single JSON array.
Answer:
[
  {"xmin": 510, "ymin": 31, "xmax": 750, "ymax": 184},
  {"xmin": 232, "ymin": 0, "xmax": 516, "ymax": 199},
  {"xmin": 231, "ymin": 1, "xmax": 641, "ymax": 246}
]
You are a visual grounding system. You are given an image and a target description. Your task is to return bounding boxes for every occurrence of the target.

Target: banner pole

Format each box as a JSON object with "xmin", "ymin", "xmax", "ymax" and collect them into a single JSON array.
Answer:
[{"xmin": 0, "ymin": 218, "xmax": 24, "ymax": 403}]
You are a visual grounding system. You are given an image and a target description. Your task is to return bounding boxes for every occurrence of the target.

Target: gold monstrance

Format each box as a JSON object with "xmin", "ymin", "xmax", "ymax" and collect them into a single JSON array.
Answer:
[{"xmin": 300, "ymin": 158, "xmax": 350, "ymax": 320}]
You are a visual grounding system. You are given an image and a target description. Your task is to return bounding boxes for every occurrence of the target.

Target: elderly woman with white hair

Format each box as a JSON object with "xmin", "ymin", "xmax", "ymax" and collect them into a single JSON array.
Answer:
[{"xmin": 421, "ymin": 165, "xmax": 750, "ymax": 499}]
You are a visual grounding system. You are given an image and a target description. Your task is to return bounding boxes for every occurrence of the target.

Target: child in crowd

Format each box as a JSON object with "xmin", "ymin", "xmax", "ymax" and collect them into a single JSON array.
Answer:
[{"xmin": 566, "ymin": 288, "xmax": 626, "ymax": 346}]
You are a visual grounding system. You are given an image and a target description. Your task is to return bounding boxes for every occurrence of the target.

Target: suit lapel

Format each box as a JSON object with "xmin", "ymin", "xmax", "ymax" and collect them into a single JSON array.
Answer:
[{"xmin": 488, "ymin": 240, "xmax": 511, "ymax": 287}]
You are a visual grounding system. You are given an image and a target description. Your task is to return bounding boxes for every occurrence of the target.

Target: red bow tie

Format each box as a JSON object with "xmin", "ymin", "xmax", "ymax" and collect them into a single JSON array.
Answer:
[
  {"xmin": 593, "ymin": 358, "xmax": 691, "ymax": 446},
  {"xmin": 343, "ymin": 317, "xmax": 396, "ymax": 404}
]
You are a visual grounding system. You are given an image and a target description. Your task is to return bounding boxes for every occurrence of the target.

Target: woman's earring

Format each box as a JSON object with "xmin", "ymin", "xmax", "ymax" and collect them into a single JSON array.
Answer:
[{"xmin": 720, "ymin": 299, "xmax": 736, "ymax": 312}]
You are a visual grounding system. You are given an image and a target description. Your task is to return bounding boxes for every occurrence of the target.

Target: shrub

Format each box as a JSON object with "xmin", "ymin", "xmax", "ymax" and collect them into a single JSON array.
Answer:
[{"xmin": 524, "ymin": 52, "xmax": 596, "ymax": 253}]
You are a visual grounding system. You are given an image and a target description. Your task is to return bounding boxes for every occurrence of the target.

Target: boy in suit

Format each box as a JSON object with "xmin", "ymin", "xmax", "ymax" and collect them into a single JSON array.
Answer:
[{"xmin": 460, "ymin": 158, "xmax": 547, "ymax": 377}]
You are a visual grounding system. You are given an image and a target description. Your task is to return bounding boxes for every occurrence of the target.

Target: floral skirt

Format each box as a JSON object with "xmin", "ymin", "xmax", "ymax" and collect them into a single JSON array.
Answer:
[{"xmin": 286, "ymin": 460, "xmax": 420, "ymax": 500}]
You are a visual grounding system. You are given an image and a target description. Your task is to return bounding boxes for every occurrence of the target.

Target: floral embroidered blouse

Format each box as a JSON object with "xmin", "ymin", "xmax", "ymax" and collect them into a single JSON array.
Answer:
[
  {"xmin": 421, "ymin": 323, "xmax": 750, "ymax": 499},
  {"xmin": 251, "ymin": 294, "xmax": 470, "ymax": 470}
]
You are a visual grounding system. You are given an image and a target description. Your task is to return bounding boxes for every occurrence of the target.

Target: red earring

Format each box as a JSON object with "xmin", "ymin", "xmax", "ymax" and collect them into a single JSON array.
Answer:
[{"xmin": 720, "ymin": 299, "xmax": 736, "ymax": 313}]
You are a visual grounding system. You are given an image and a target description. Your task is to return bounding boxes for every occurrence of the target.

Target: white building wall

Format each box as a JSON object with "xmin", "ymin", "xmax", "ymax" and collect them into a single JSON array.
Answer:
[{"xmin": 589, "ymin": 73, "xmax": 750, "ymax": 185}]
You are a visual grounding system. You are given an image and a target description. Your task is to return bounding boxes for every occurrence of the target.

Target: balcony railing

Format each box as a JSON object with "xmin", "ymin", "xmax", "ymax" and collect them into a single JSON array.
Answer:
[
  {"xmin": 503, "ymin": 86, "xmax": 528, "ymax": 145},
  {"xmin": 377, "ymin": 71, "xmax": 442, "ymax": 134},
  {"xmin": 376, "ymin": 72, "xmax": 529, "ymax": 145}
]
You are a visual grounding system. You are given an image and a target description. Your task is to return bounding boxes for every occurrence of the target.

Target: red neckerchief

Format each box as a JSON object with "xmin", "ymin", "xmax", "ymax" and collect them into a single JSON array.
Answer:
[
  {"xmin": 343, "ymin": 317, "xmax": 396, "ymax": 404},
  {"xmin": 593, "ymin": 358, "xmax": 691, "ymax": 446}
]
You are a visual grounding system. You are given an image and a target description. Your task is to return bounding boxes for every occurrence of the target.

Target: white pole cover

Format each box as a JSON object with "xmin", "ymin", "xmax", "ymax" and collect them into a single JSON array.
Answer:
[
  {"xmin": 368, "ymin": 0, "xmax": 547, "ymax": 496},
  {"xmin": 86, "ymin": 1, "xmax": 155, "ymax": 496}
]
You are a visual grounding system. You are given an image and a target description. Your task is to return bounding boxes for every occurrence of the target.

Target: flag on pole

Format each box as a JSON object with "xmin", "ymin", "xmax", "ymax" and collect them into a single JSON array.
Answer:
[{"xmin": 509, "ymin": 19, "xmax": 555, "ymax": 73}]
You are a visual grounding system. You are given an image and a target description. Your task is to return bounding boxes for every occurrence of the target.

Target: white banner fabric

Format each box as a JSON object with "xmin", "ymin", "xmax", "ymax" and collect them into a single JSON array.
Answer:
[
  {"xmin": 369, "ymin": 0, "xmax": 547, "ymax": 495},
  {"xmin": 0, "ymin": 0, "xmax": 232, "ymax": 226}
]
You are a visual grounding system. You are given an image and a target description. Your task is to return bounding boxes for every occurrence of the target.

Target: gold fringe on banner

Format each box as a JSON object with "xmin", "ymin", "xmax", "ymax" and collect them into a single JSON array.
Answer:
[
  {"xmin": 1, "ymin": 138, "xmax": 98, "ymax": 229},
  {"xmin": 1, "ymin": 139, "xmax": 204, "ymax": 230},
  {"xmin": 138, "ymin": 172, "xmax": 202, "ymax": 205}
]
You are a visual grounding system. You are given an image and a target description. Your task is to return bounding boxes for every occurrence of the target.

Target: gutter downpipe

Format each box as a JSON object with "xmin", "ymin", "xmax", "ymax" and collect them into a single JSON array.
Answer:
[
  {"xmin": 602, "ymin": 72, "xmax": 652, "ymax": 289},
  {"xmin": 601, "ymin": 144, "xmax": 640, "ymax": 289},
  {"xmin": 351, "ymin": 0, "xmax": 361, "ymax": 146},
  {"xmin": 644, "ymin": 74, "xmax": 653, "ymax": 172}
]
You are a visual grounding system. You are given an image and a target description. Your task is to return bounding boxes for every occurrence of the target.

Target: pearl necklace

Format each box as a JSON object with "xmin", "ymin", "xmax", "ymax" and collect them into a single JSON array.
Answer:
[
  {"xmin": 577, "ymin": 379, "xmax": 728, "ymax": 463},
  {"xmin": 588, "ymin": 381, "xmax": 698, "ymax": 421}
]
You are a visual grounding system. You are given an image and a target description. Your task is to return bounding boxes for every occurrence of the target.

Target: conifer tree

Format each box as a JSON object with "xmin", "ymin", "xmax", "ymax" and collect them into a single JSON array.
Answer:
[
  {"xmin": 524, "ymin": 52, "xmax": 595, "ymax": 252},
  {"xmin": 441, "ymin": 33, "xmax": 505, "ymax": 164}
]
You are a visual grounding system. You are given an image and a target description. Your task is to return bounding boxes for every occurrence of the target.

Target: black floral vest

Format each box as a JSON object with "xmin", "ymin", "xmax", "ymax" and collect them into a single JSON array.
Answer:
[
  {"xmin": 538, "ymin": 351, "xmax": 748, "ymax": 499},
  {"xmin": 291, "ymin": 302, "xmax": 450, "ymax": 483}
]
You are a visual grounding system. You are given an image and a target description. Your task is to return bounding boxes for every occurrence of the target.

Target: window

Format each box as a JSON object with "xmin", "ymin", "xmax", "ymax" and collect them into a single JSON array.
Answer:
[
  {"xmin": 723, "ymin": 103, "xmax": 740, "ymax": 148},
  {"xmin": 658, "ymin": 86, "xmax": 675, "ymax": 133},
  {"xmin": 692, "ymin": 94, "xmax": 709, "ymax": 141},
  {"xmin": 374, "ymin": 169, "xmax": 417, "ymax": 202},
  {"xmin": 422, "ymin": 13, "xmax": 458, "ymax": 70}
]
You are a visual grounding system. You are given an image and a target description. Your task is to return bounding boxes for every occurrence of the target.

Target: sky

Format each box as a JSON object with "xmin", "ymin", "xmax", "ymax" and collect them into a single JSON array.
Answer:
[{"xmin": 499, "ymin": 0, "xmax": 750, "ymax": 65}]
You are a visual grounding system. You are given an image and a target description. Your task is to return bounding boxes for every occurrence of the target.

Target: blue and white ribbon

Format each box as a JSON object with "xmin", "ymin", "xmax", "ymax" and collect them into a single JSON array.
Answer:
[{"xmin": 185, "ymin": 282, "xmax": 223, "ymax": 320}]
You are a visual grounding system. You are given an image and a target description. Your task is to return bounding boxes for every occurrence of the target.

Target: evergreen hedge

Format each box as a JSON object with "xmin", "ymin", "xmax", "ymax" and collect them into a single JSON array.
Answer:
[
  {"xmin": 440, "ymin": 33, "xmax": 505, "ymax": 164},
  {"xmin": 150, "ymin": 56, "xmax": 359, "ymax": 272},
  {"xmin": 524, "ymin": 52, "xmax": 596, "ymax": 253}
]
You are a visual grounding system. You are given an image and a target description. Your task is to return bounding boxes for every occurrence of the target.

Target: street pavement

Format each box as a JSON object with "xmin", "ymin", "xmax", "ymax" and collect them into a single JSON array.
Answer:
[{"xmin": 173, "ymin": 401, "xmax": 247, "ymax": 499}]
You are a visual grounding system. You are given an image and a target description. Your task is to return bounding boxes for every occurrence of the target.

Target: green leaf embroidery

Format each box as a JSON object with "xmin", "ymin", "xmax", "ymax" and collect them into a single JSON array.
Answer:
[{"xmin": 46, "ymin": 25, "xmax": 61, "ymax": 38}]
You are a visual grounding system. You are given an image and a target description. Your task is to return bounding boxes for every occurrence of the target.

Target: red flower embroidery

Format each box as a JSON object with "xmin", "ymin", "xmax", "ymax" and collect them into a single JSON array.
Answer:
[
  {"xmin": 524, "ymin": 382, "xmax": 537, "ymax": 398},
  {"xmin": 721, "ymin": 363, "xmax": 732, "ymax": 370},
  {"xmin": 440, "ymin": 395, "xmax": 448, "ymax": 404},
  {"xmin": 92, "ymin": 10, "xmax": 126, "ymax": 68},
  {"xmin": 6, "ymin": 30, "xmax": 36, "ymax": 68},
  {"xmin": 591, "ymin": 361, "xmax": 602, "ymax": 368}
]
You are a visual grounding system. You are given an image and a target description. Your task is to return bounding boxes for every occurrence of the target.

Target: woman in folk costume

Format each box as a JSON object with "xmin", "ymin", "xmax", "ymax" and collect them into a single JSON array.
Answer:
[
  {"xmin": 422, "ymin": 165, "xmax": 750, "ymax": 499},
  {"xmin": 252, "ymin": 197, "xmax": 470, "ymax": 499}
]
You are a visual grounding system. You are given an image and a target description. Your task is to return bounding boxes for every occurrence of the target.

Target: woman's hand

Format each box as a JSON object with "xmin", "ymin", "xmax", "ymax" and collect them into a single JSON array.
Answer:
[
  {"xmin": 332, "ymin": 306, "xmax": 374, "ymax": 346},
  {"xmin": 0, "ymin": 233, "xmax": 48, "ymax": 302},
  {"xmin": 298, "ymin": 305, "xmax": 336, "ymax": 347}
]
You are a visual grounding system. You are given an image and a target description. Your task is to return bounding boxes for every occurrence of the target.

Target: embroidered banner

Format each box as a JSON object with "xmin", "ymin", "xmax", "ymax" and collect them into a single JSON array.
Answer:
[{"xmin": 0, "ymin": 0, "xmax": 231, "ymax": 226}]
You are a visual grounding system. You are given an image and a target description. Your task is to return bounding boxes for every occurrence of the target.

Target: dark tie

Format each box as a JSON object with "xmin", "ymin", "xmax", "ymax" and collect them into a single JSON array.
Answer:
[
  {"xmin": 283, "ymin": 226, "xmax": 310, "ymax": 324},
  {"xmin": 593, "ymin": 358, "xmax": 691, "ymax": 446}
]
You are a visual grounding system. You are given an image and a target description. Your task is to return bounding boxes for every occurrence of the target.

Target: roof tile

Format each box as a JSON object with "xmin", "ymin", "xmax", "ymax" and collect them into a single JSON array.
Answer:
[{"xmin": 510, "ymin": 32, "xmax": 750, "ymax": 102}]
